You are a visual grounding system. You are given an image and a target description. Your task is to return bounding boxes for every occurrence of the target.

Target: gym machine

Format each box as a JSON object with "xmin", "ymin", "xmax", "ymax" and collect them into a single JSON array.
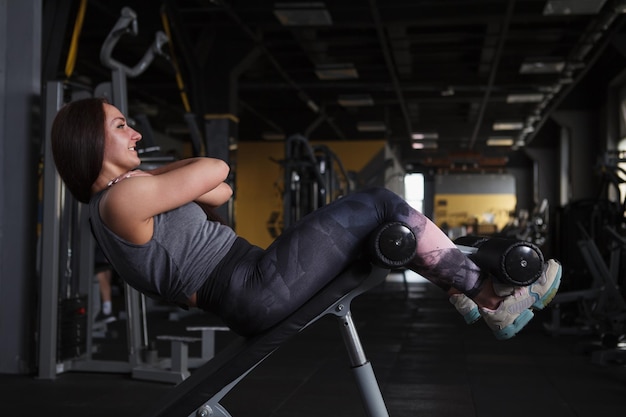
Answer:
[
  {"xmin": 282, "ymin": 134, "xmax": 352, "ymax": 228},
  {"xmin": 545, "ymin": 222, "xmax": 626, "ymax": 362},
  {"xmin": 38, "ymin": 7, "xmax": 197, "ymax": 383},
  {"xmin": 499, "ymin": 198, "xmax": 550, "ymax": 248},
  {"xmin": 545, "ymin": 151, "xmax": 626, "ymax": 363}
]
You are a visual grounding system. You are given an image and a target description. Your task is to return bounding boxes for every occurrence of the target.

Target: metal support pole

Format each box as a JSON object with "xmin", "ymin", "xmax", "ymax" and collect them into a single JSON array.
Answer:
[
  {"xmin": 111, "ymin": 68, "xmax": 128, "ymax": 117},
  {"xmin": 38, "ymin": 81, "xmax": 66, "ymax": 379},
  {"xmin": 337, "ymin": 311, "xmax": 389, "ymax": 417},
  {"xmin": 125, "ymin": 285, "xmax": 148, "ymax": 367},
  {"xmin": 2, "ymin": 0, "xmax": 42, "ymax": 375},
  {"xmin": 171, "ymin": 341, "xmax": 188, "ymax": 374},
  {"xmin": 338, "ymin": 311, "xmax": 367, "ymax": 367},
  {"xmin": 78, "ymin": 205, "xmax": 97, "ymax": 359}
]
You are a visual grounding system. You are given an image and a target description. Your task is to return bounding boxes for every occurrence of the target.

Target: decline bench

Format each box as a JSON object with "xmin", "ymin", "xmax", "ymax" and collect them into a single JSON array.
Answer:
[
  {"xmin": 141, "ymin": 223, "xmax": 544, "ymax": 417},
  {"xmin": 141, "ymin": 222, "xmax": 416, "ymax": 417}
]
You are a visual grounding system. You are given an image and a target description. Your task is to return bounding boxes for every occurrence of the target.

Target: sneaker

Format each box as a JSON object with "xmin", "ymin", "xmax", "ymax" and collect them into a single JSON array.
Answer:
[
  {"xmin": 492, "ymin": 281, "xmax": 515, "ymax": 297},
  {"xmin": 95, "ymin": 311, "xmax": 117, "ymax": 325},
  {"xmin": 449, "ymin": 293, "xmax": 481, "ymax": 324},
  {"xmin": 480, "ymin": 259, "xmax": 562, "ymax": 340}
]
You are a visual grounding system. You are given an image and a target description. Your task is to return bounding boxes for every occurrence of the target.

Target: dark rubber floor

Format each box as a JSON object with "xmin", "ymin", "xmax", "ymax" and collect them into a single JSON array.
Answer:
[{"xmin": 1, "ymin": 273, "xmax": 624, "ymax": 417}]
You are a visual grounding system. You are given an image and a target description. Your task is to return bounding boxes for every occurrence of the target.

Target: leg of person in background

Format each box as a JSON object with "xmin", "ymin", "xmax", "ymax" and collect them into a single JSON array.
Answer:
[
  {"xmin": 95, "ymin": 267, "xmax": 117, "ymax": 324},
  {"xmin": 94, "ymin": 244, "xmax": 117, "ymax": 325}
]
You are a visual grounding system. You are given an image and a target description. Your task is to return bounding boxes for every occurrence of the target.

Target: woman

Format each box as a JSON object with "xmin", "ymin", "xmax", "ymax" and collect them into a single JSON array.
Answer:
[{"xmin": 51, "ymin": 97, "xmax": 561, "ymax": 339}]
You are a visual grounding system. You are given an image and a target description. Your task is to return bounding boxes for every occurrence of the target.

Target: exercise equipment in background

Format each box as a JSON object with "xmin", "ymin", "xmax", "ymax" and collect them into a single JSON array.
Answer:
[
  {"xmin": 38, "ymin": 7, "xmax": 205, "ymax": 384},
  {"xmin": 499, "ymin": 198, "xmax": 550, "ymax": 248},
  {"xmin": 281, "ymin": 134, "xmax": 353, "ymax": 229},
  {"xmin": 548, "ymin": 150, "xmax": 626, "ymax": 364},
  {"xmin": 545, "ymin": 222, "xmax": 626, "ymax": 364}
]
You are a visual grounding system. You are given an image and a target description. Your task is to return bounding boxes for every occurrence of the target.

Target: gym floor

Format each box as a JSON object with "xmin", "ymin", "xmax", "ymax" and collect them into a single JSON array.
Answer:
[{"xmin": 1, "ymin": 272, "xmax": 625, "ymax": 417}]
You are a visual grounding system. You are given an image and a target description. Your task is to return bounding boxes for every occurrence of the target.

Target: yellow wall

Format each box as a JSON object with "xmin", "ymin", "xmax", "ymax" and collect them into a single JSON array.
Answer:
[
  {"xmin": 313, "ymin": 141, "xmax": 387, "ymax": 172},
  {"xmin": 235, "ymin": 140, "xmax": 388, "ymax": 248},
  {"xmin": 434, "ymin": 193, "xmax": 516, "ymax": 232},
  {"xmin": 234, "ymin": 142, "xmax": 283, "ymax": 248}
]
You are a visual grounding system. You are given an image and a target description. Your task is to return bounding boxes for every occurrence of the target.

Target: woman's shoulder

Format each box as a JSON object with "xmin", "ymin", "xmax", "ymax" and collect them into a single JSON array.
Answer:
[{"xmin": 96, "ymin": 182, "xmax": 155, "ymax": 244}]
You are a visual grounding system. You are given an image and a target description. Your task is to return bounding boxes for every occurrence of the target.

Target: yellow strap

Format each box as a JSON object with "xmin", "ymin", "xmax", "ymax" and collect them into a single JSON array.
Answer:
[
  {"xmin": 64, "ymin": 0, "xmax": 88, "ymax": 79},
  {"xmin": 160, "ymin": 10, "xmax": 191, "ymax": 113},
  {"xmin": 204, "ymin": 114, "xmax": 240, "ymax": 123}
]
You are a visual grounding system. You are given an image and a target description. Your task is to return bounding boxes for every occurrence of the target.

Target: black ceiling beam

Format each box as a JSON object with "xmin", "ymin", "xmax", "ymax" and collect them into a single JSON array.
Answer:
[
  {"xmin": 524, "ymin": 0, "xmax": 626, "ymax": 147},
  {"xmin": 468, "ymin": 0, "xmax": 516, "ymax": 150},
  {"xmin": 211, "ymin": 0, "xmax": 347, "ymax": 139},
  {"xmin": 41, "ymin": 0, "xmax": 75, "ymax": 82},
  {"xmin": 369, "ymin": 0, "xmax": 413, "ymax": 141},
  {"xmin": 161, "ymin": 0, "xmax": 209, "ymax": 115}
]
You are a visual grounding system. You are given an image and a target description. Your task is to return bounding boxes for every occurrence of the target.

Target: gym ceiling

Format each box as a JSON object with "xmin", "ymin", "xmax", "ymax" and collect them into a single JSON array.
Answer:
[{"xmin": 51, "ymin": 0, "xmax": 626, "ymax": 172}]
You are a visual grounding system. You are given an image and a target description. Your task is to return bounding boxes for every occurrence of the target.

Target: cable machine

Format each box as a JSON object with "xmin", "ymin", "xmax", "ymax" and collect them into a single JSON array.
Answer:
[
  {"xmin": 38, "ymin": 7, "xmax": 193, "ymax": 383},
  {"xmin": 282, "ymin": 134, "xmax": 352, "ymax": 228},
  {"xmin": 545, "ymin": 150, "xmax": 626, "ymax": 363}
]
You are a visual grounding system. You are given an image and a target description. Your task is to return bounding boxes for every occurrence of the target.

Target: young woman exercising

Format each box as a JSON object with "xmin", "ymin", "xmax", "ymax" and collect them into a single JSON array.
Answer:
[{"xmin": 50, "ymin": 97, "xmax": 561, "ymax": 339}]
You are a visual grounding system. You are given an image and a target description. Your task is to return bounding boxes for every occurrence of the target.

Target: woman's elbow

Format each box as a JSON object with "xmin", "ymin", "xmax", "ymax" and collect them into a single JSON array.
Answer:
[
  {"xmin": 222, "ymin": 182, "xmax": 234, "ymax": 199},
  {"xmin": 212, "ymin": 158, "xmax": 231, "ymax": 180}
]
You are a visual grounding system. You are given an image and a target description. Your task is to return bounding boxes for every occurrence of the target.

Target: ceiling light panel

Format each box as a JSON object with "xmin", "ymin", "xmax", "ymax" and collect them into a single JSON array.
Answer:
[
  {"xmin": 506, "ymin": 93, "xmax": 545, "ymax": 103},
  {"xmin": 520, "ymin": 60, "xmax": 566, "ymax": 74},
  {"xmin": 357, "ymin": 121, "xmax": 386, "ymax": 132},
  {"xmin": 493, "ymin": 121, "xmax": 524, "ymax": 130},
  {"xmin": 315, "ymin": 64, "xmax": 359, "ymax": 80},
  {"xmin": 337, "ymin": 94, "xmax": 374, "ymax": 107},
  {"xmin": 411, "ymin": 142, "xmax": 438, "ymax": 149},
  {"xmin": 543, "ymin": 0, "xmax": 608, "ymax": 15},
  {"xmin": 412, "ymin": 132, "xmax": 439, "ymax": 140},
  {"xmin": 274, "ymin": 2, "xmax": 333, "ymax": 26},
  {"xmin": 487, "ymin": 137, "xmax": 514, "ymax": 146}
]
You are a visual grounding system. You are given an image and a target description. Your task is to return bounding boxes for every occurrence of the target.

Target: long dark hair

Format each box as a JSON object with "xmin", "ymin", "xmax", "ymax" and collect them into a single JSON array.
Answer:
[{"xmin": 51, "ymin": 97, "xmax": 107, "ymax": 204}]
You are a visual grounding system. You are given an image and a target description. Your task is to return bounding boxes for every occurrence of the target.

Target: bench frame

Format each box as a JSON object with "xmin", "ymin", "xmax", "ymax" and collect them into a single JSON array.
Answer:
[{"xmin": 142, "ymin": 261, "xmax": 391, "ymax": 417}]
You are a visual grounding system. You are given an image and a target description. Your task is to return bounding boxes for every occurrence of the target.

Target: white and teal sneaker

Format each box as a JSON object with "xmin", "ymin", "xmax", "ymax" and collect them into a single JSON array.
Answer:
[
  {"xmin": 449, "ymin": 293, "xmax": 481, "ymax": 324},
  {"xmin": 480, "ymin": 259, "xmax": 562, "ymax": 340}
]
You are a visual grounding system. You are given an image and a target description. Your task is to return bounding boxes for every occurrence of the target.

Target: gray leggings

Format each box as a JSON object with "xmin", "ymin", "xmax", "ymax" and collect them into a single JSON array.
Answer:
[{"xmin": 198, "ymin": 187, "xmax": 482, "ymax": 336}]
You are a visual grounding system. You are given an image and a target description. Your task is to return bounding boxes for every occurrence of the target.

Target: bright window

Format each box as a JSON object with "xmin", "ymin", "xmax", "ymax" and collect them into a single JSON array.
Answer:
[{"xmin": 404, "ymin": 173, "xmax": 424, "ymax": 212}]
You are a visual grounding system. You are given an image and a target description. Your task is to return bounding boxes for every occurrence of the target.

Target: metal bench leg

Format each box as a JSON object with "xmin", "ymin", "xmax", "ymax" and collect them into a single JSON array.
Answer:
[
  {"xmin": 171, "ymin": 340, "xmax": 189, "ymax": 374},
  {"xmin": 337, "ymin": 311, "xmax": 389, "ymax": 417}
]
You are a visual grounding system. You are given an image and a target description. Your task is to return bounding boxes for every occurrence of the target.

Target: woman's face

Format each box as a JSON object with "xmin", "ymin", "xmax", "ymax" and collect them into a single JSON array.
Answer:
[{"xmin": 102, "ymin": 103, "xmax": 142, "ymax": 171}]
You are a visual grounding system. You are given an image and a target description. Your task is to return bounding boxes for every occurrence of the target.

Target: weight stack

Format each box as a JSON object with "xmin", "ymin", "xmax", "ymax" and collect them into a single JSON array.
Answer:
[{"xmin": 57, "ymin": 296, "xmax": 87, "ymax": 361}]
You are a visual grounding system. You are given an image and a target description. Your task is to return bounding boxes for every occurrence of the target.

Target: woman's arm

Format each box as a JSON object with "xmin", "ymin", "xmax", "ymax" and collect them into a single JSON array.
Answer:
[
  {"xmin": 142, "ymin": 157, "xmax": 204, "ymax": 176},
  {"xmin": 194, "ymin": 183, "xmax": 233, "ymax": 225},
  {"xmin": 117, "ymin": 161, "xmax": 233, "ymax": 208},
  {"xmin": 195, "ymin": 182, "xmax": 233, "ymax": 207},
  {"xmin": 99, "ymin": 157, "xmax": 230, "ymax": 243}
]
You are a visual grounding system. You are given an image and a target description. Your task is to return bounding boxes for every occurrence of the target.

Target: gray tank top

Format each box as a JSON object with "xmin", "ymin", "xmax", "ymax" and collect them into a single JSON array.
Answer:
[{"xmin": 89, "ymin": 190, "xmax": 237, "ymax": 306}]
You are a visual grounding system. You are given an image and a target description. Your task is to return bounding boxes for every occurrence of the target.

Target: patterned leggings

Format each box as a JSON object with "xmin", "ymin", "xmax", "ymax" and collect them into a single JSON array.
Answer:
[{"xmin": 199, "ymin": 187, "xmax": 482, "ymax": 336}]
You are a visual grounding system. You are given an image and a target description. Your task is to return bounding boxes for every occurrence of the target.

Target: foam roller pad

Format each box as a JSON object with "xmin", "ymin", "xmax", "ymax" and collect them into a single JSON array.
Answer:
[
  {"xmin": 454, "ymin": 235, "xmax": 544, "ymax": 286},
  {"xmin": 369, "ymin": 222, "xmax": 417, "ymax": 268}
]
